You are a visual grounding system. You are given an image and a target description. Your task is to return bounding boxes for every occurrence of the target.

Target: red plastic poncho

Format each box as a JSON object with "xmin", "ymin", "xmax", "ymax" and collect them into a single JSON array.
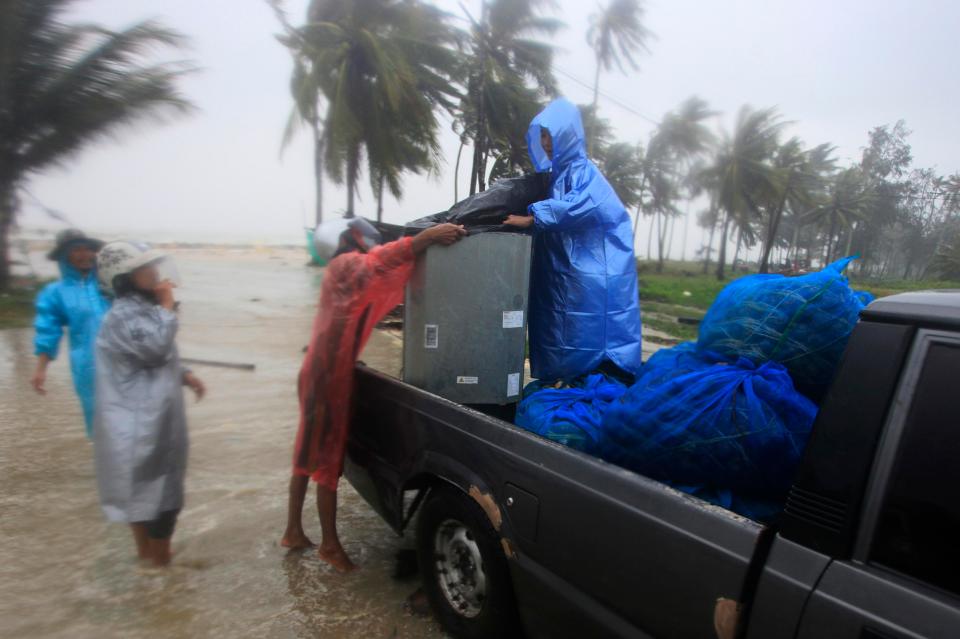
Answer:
[{"xmin": 293, "ymin": 237, "xmax": 416, "ymax": 489}]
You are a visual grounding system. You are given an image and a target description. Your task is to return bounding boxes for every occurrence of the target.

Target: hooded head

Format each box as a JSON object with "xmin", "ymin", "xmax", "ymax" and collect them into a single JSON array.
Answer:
[{"xmin": 526, "ymin": 98, "xmax": 587, "ymax": 175}]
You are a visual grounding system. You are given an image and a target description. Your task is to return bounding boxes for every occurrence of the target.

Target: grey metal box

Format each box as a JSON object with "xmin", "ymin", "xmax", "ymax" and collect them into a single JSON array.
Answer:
[{"xmin": 403, "ymin": 232, "xmax": 532, "ymax": 404}]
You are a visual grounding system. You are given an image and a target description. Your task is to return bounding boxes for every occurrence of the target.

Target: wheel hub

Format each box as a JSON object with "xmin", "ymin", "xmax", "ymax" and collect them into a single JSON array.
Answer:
[{"xmin": 434, "ymin": 518, "xmax": 487, "ymax": 618}]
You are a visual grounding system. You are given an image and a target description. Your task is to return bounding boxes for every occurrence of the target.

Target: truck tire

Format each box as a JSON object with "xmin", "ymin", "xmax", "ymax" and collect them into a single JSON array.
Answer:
[{"xmin": 416, "ymin": 486, "xmax": 521, "ymax": 639}]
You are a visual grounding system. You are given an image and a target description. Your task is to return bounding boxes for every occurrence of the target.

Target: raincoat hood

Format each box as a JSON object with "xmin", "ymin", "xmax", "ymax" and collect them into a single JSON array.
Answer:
[
  {"xmin": 35, "ymin": 257, "xmax": 110, "ymax": 435},
  {"xmin": 526, "ymin": 98, "xmax": 588, "ymax": 175},
  {"xmin": 58, "ymin": 257, "xmax": 95, "ymax": 283}
]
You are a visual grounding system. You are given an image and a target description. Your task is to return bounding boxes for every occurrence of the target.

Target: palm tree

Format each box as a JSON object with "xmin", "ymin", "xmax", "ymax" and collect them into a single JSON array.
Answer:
[
  {"xmin": 601, "ymin": 142, "xmax": 645, "ymax": 210},
  {"xmin": 757, "ymin": 139, "xmax": 836, "ymax": 273},
  {"xmin": 269, "ymin": 0, "xmax": 327, "ymax": 225},
  {"xmin": 586, "ymin": 0, "xmax": 651, "ymax": 152},
  {"xmin": 460, "ymin": 0, "xmax": 561, "ymax": 195},
  {"xmin": 804, "ymin": 167, "xmax": 873, "ymax": 265},
  {"xmin": 643, "ymin": 97, "xmax": 715, "ymax": 272},
  {"xmin": 0, "ymin": 0, "xmax": 193, "ymax": 290},
  {"xmin": 704, "ymin": 106, "xmax": 785, "ymax": 279},
  {"xmin": 292, "ymin": 0, "xmax": 460, "ymax": 218}
]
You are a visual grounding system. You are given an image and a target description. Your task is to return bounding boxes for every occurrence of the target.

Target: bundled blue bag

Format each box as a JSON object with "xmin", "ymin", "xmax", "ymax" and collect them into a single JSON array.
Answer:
[
  {"xmin": 516, "ymin": 374, "xmax": 628, "ymax": 454},
  {"xmin": 599, "ymin": 355, "xmax": 818, "ymax": 499},
  {"xmin": 697, "ymin": 256, "xmax": 873, "ymax": 395}
]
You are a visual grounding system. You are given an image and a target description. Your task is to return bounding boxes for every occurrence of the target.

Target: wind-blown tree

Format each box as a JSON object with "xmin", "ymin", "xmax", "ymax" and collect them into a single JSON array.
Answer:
[
  {"xmin": 269, "ymin": 0, "xmax": 327, "ymax": 225},
  {"xmin": 290, "ymin": 0, "xmax": 461, "ymax": 218},
  {"xmin": 757, "ymin": 139, "xmax": 836, "ymax": 273},
  {"xmin": 704, "ymin": 106, "xmax": 785, "ymax": 280},
  {"xmin": 805, "ymin": 166, "xmax": 873, "ymax": 265},
  {"xmin": 586, "ymin": 0, "xmax": 651, "ymax": 153},
  {"xmin": 599, "ymin": 142, "xmax": 645, "ymax": 210},
  {"xmin": 0, "ymin": 0, "xmax": 193, "ymax": 290},
  {"xmin": 459, "ymin": 0, "xmax": 561, "ymax": 195},
  {"xmin": 642, "ymin": 97, "xmax": 715, "ymax": 272}
]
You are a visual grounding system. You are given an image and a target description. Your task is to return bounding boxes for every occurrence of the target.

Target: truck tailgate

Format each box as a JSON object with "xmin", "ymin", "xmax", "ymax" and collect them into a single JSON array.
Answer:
[{"xmin": 347, "ymin": 366, "xmax": 767, "ymax": 638}]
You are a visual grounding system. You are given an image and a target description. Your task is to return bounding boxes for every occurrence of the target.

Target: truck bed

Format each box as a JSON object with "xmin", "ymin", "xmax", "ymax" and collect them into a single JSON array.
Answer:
[{"xmin": 346, "ymin": 365, "xmax": 770, "ymax": 638}]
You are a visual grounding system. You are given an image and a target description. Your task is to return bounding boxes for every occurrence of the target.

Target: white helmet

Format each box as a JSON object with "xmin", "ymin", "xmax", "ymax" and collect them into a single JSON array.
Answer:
[
  {"xmin": 97, "ymin": 241, "xmax": 168, "ymax": 294},
  {"xmin": 313, "ymin": 217, "xmax": 382, "ymax": 265}
]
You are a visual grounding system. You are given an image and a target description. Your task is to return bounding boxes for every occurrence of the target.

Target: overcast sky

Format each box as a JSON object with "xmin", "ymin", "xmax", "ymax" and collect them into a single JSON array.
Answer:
[{"xmin": 21, "ymin": 0, "xmax": 960, "ymax": 252}]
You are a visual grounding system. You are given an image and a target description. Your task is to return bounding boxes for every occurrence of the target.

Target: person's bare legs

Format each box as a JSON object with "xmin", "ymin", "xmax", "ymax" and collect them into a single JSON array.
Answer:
[
  {"xmin": 316, "ymin": 484, "xmax": 356, "ymax": 572},
  {"xmin": 281, "ymin": 473, "xmax": 315, "ymax": 549},
  {"xmin": 148, "ymin": 537, "xmax": 173, "ymax": 567},
  {"xmin": 130, "ymin": 524, "xmax": 150, "ymax": 560}
]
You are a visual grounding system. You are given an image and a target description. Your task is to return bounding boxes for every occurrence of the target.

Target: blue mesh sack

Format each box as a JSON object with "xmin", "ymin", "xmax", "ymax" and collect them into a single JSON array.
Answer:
[
  {"xmin": 516, "ymin": 374, "xmax": 628, "ymax": 454},
  {"xmin": 696, "ymin": 256, "xmax": 874, "ymax": 395},
  {"xmin": 599, "ymin": 355, "xmax": 818, "ymax": 499}
]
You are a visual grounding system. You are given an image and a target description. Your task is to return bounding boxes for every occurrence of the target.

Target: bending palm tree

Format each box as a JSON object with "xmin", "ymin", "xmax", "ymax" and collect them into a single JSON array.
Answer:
[
  {"xmin": 293, "ymin": 0, "xmax": 460, "ymax": 217},
  {"xmin": 0, "ymin": 0, "xmax": 193, "ymax": 290},
  {"xmin": 460, "ymin": 0, "xmax": 561, "ymax": 194},
  {"xmin": 586, "ymin": 0, "xmax": 651, "ymax": 153},
  {"xmin": 704, "ymin": 106, "xmax": 784, "ymax": 280},
  {"xmin": 757, "ymin": 139, "xmax": 836, "ymax": 273}
]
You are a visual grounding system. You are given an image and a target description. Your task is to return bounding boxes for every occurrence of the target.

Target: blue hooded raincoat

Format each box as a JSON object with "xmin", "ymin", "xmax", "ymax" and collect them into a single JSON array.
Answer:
[
  {"xmin": 34, "ymin": 260, "xmax": 110, "ymax": 435},
  {"xmin": 526, "ymin": 98, "xmax": 642, "ymax": 381}
]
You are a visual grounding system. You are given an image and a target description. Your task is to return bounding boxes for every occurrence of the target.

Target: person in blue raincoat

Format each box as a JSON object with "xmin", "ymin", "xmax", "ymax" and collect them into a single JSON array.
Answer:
[
  {"xmin": 31, "ymin": 229, "xmax": 110, "ymax": 436},
  {"xmin": 504, "ymin": 98, "xmax": 642, "ymax": 381}
]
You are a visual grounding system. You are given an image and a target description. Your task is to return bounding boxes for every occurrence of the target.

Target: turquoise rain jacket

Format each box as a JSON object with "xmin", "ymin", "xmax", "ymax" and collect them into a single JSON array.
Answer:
[
  {"xmin": 34, "ymin": 260, "xmax": 110, "ymax": 435},
  {"xmin": 526, "ymin": 98, "xmax": 642, "ymax": 381}
]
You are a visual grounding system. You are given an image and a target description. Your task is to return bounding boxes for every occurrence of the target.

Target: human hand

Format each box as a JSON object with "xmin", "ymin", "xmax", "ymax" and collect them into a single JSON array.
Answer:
[
  {"xmin": 31, "ymin": 366, "xmax": 47, "ymax": 395},
  {"xmin": 184, "ymin": 372, "xmax": 206, "ymax": 401},
  {"xmin": 503, "ymin": 215, "xmax": 534, "ymax": 229},
  {"xmin": 155, "ymin": 280, "xmax": 177, "ymax": 310},
  {"xmin": 428, "ymin": 223, "xmax": 467, "ymax": 246}
]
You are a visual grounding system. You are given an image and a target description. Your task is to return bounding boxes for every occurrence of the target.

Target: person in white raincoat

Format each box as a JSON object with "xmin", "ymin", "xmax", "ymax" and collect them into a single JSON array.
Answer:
[{"xmin": 94, "ymin": 242, "xmax": 205, "ymax": 567}]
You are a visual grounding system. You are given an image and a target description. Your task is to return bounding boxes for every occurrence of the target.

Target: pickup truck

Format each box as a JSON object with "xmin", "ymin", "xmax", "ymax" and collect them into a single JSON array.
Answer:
[{"xmin": 344, "ymin": 291, "xmax": 960, "ymax": 639}]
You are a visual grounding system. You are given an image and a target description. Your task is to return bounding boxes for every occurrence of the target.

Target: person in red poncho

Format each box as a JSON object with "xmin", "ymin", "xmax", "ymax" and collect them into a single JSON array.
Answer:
[{"xmin": 281, "ymin": 217, "xmax": 466, "ymax": 571}]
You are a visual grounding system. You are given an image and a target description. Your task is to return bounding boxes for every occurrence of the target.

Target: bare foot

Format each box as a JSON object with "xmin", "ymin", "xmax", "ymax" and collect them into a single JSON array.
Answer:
[
  {"xmin": 318, "ymin": 545, "xmax": 358, "ymax": 573},
  {"xmin": 404, "ymin": 587, "xmax": 432, "ymax": 617},
  {"xmin": 281, "ymin": 529, "xmax": 315, "ymax": 550}
]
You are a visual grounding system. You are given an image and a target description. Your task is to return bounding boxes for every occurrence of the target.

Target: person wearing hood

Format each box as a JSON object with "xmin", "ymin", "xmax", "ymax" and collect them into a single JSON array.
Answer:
[
  {"xmin": 504, "ymin": 98, "xmax": 642, "ymax": 381},
  {"xmin": 281, "ymin": 217, "xmax": 466, "ymax": 572},
  {"xmin": 32, "ymin": 229, "xmax": 111, "ymax": 436}
]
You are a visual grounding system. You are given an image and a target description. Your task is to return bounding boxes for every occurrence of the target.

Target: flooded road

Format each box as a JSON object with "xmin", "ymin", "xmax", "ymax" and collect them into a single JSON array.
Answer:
[{"xmin": 0, "ymin": 248, "xmax": 445, "ymax": 638}]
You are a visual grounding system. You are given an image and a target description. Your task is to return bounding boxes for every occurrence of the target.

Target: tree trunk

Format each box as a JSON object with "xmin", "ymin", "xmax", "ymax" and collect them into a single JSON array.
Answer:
[
  {"xmin": 655, "ymin": 209, "xmax": 665, "ymax": 273},
  {"xmin": 825, "ymin": 212, "xmax": 838, "ymax": 264},
  {"xmin": 588, "ymin": 55, "xmax": 602, "ymax": 156},
  {"xmin": 666, "ymin": 213, "xmax": 676, "ymax": 261},
  {"xmin": 844, "ymin": 221, "xmax": 856, "ymax": 257},
  {"xmin": 346, "ymin": 146, "xmax": 359, "ymax": 218},
  {"xmin": 311, "ymin": 118, "xmax": 324, "ymax": 226},
  {"xmin": 453, "ymin": 140, "xmax": 465, "ymax": 204},
  {"xmin": 681, "ymin": 202, "xmax": 691, "ymax": 263},
  {"xmin": 716, "ymin": 212, "xmax": 730, "ymax": 280},
  {"xmin": 703, "ymin": 202, "xmax": 718, "ymax": 275},
  {"xmin": 759, "ymin": 188, "xmax": 789, "ymax": 273},
  {"xmin": 646, "ymin": 213, "xmax": 655, "ymax": 262},
  {"xmin": 0, "ymin": 183, "xmax": 13, "ymax": 292},
  {"xmin": 631, "ymin": 175, "xmax": 649, "ymax": 243},
  {"xmin": 732, "ymin": 227, "xmax": 743, "ymax": 273},
  {"xmin": 790, "ymin": 223, "xmax": 801, "ymax": 264},
  {"xmin": 376, "ymin": 173, "xmax": 384, "ymax": 223}
]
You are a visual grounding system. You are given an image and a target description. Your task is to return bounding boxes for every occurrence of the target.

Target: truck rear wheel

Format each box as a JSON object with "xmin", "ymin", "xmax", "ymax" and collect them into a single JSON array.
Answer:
[{"xmin": 416, "ymin": 486, "xmax": 521, "ymax": 639}]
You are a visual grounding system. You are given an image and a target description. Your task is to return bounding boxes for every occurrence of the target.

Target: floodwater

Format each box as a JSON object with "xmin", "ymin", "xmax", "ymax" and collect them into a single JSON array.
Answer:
[{"xmin": 0, "ymin": 248, "xmax": 446, "ymax": 638}]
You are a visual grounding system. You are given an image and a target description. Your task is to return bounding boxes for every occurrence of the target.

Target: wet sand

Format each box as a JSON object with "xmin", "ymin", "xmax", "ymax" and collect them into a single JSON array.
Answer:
[{"xmin": 0, "ymin": 248, "xmax": 444, "ymax": 638}]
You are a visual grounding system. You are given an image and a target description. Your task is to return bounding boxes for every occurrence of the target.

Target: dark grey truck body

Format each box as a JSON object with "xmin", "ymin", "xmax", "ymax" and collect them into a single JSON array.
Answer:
[{"xmin": 345, "ymin": 292, "xmax": 960, "ymax": 638}]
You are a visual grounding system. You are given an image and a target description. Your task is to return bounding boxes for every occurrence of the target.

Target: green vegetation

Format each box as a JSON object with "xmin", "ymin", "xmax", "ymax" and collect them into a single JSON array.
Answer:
[
  {"xmin": 0, "ymin": 282, "xmax": 41, "ymax": 329},
  {"xmin": 0, "ymin": 0, "xmax": 193, "ymax": 291},
  {"xmin": 637, "ymin": 261, "xmax": 960, "ymax": 342}
]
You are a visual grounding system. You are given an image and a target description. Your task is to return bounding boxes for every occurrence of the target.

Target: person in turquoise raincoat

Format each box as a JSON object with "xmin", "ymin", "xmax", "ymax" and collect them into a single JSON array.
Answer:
[
  {"xmin": 505, "ymin": 98, "xmax": 642, "ymax": 381},
  {"xmin": 31, "ymin": 229, "xmax": 111, "ymax": 436}
]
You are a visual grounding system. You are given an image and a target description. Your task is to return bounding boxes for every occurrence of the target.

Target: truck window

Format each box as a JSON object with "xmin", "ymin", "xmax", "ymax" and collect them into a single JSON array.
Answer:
[{"xmin": 869, "ymin": 341, "xmax": 960, "ymax": 596}]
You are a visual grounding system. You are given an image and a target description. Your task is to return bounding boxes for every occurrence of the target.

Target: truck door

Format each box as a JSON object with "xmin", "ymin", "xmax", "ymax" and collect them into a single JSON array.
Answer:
[{"xmin": 797, "ymin": 330, "xmax": 960, "ymax": 638}]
